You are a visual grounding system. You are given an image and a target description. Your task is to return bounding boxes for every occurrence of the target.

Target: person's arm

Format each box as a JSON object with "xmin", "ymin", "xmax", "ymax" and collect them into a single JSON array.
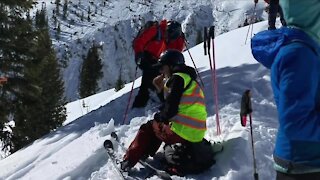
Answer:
[
  {"xmin": 276, "ymin": 44, "xmax": 320, "ymax": 141},
  {"xmin": 154, "ymin": 75, "xmax": 184, "ymax": 122},
  {"xmin": 153, "ymin": 74, "xmax": 165, "ymax": 93}
]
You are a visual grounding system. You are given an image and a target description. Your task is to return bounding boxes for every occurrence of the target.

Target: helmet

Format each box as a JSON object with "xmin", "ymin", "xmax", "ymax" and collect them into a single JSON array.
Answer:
[
  {"xmin": 167, "ymin": 21, "xmax": 182, "ymax": 40},
  {"xmin": 158, "ymin": 49, "xmax": 185, "ymax": 66}
]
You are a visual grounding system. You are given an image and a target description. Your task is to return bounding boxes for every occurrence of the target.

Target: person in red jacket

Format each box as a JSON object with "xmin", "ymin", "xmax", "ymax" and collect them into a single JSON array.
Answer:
[
  {"xmin": 132, "ymin": 20, "xmax": 185, "ymax": 108},
  {"xmin": 254, "ymin": 0, "xmax": 286, "ymax": 30},
  {"xmin": 132, "ymin": 20, "xmax": 167, "ymax": 108}
]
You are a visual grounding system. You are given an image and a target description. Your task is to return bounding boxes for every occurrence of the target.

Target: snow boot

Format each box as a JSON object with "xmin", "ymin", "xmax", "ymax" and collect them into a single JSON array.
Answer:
[{"xmin": 120, "ymin": 159, "xmax": 134, "ymax": 172}]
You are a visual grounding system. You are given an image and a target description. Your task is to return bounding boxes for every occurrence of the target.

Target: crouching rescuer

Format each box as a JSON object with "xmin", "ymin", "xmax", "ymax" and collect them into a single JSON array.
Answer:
[{"xmin": 121, "ymin": 50, "xmax": 216, "ymax": 175}]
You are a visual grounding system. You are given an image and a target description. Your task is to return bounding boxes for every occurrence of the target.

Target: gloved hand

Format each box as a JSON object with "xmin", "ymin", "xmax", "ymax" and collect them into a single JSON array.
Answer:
[
  {"xmin": 154, "ymin": 112, "xmax": 162, "ymax": 122},
  {"xmin": 154, "ymin": 112, "xmax": 169, "ymax": 124},
  {"xmin": 135, "ymin": 52, "xmax": 145, "ymax": 69},
  {"xmin": 254, "ymin": 0, "xmax": 258, "ymax": 3}
]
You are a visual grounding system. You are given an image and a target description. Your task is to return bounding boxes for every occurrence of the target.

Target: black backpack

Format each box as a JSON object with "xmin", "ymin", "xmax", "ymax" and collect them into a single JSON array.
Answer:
[{"xmin": 163, "ymin": 138, "xmax": 216, "ymax": 175}]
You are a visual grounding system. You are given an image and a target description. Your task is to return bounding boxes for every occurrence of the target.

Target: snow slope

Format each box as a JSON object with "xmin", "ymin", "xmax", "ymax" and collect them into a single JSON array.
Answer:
[
  {"xmin": 33, "ymin": 0, "xmax": 267, "ymax": 100},
  {"xmin": 0, "ymin": 20, "xmax": 280, "ymax": 180}
]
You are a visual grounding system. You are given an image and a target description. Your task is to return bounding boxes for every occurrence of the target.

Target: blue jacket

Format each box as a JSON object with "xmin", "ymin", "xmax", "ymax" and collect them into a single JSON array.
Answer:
[{"xmin": 251, "ymin": 27, "xmax": 320, "ymax": 173}]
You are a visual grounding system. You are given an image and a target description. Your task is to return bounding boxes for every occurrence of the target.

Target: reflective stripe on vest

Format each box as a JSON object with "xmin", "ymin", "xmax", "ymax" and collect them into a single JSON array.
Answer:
[{"xmin": 165, "ymin": 72, "xmax": 207, "ymax": 142}]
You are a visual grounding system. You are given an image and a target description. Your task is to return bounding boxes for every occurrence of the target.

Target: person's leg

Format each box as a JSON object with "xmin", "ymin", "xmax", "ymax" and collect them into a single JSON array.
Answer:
[
  {"xmin": 142, "ymin": 120, "xmax": 186, "ymax": 159},
  {"xmin": 123, "ymin": 120, "xmax": 186, "ymax": 169},
  {"xmin": 276, "ymin": 171, "xmax": 320, "ymax": 180},
  {"xmin": 152, "ymin": 121, "xmax": 186, "ymax": 144},
  {"xmin": 278, "ymin": 5, "xmax": 287, "ymax": 27},
  {"xmin": 268, "ymin": 0, "xmax": 279, "ymax": 30},
  {"xmin": 123, "ymin": 121, "xmax": 161, "ymax": 166},
  {"xmin": 132, "ymin": 70, "xmax": 150, "ymax": 108},
  {"xmin": 132, "ymin": 63, "xmax": 160, "ymax": 108}
]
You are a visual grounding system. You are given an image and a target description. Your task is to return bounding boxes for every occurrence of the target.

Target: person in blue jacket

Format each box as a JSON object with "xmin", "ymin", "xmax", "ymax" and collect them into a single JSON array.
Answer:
[{"xmin": 251, "ymin": 0, "xmax": 320, "ymax": 179}]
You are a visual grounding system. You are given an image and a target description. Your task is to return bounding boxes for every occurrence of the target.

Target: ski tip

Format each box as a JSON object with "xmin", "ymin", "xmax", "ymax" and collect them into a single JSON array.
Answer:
[
  {"xmin": 103, "ymin": 140, "xmax": 113, "ymax": 149},
  {"xmin": 111, "ymin": 132, "xmax": 119, "ymax": 141}
]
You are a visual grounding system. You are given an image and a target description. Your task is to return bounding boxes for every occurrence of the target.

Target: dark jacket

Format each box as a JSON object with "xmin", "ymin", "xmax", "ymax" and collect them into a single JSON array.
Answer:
[{"xmin": 155, "ymin": 65, "xmax": 197, "ymax": 122}]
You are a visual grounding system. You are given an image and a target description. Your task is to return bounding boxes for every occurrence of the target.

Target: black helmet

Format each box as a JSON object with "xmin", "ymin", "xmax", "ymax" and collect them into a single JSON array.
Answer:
[
  {"xmin": 167, "ymin": 21, "xmax": 182, "ymax": 40},
  {"xmin": 157, "ymin": 49, "xmax": 185, "ymax": 67}
]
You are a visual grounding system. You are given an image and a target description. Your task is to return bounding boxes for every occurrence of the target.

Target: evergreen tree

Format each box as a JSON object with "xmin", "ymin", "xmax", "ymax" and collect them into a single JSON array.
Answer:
[
  {"xmin": 0, "ymin": 2, "xmax": 66, "ymax": 153},
  {"xmin": 196, "ymin": 30, "xmax": 203, "ymax": 45},
  {"xmin": 55, "ymin": 0, "xmax": 60, "ymax": 15},
  {"xmin": 0, "ymin": 0, "xmax": 39, "ymax": 152},
  {"xmin": 79, "ymin": 44, "xmax": 103, "ymax": 98},
  {"xmin": 56, "ymin": 22, "xmax": 61, "ymax": 39},
  {"xmin": 81, "ymin": 11, "xmax": 84, "ymax": 21},
  {"xmin": 88, "ymin": 5, "xmax": 91, "ymax": 15},
  {"xmin": 62, "ymin": 0, "xmax": 68, "ymax": 20},
  {"xmin": 115, "ymin": 66, "xmax": 125, "ymax": 92}
]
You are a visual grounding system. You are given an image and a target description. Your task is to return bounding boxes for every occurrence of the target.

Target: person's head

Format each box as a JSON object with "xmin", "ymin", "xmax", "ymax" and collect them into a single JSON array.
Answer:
[
  {"xmin": 280, "ymin": 0, "xmax": 320, "ymax": 44},
  {"xmin": 166, "ymin": 21, "xmax": 183, "ymax": 41},
  {"xmin": 156, "ymin": 50, "xmax": 185, "ymax": 77}
]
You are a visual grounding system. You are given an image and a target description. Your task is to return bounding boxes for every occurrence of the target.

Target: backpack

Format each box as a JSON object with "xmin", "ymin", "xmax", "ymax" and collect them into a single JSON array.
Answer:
[
  {"xmin": 132, "ymin": 20, "xmax": 166, "ymax": 58},
  {"xmin": 163, "ymin": 138, "xmax": 216, "ymax": 175},
  {"xmin": 132, "ymin": 20, "xmax": 185, "ymax": 59}
]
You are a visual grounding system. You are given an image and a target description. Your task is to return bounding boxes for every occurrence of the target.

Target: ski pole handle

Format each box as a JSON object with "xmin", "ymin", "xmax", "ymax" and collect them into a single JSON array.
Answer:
[
  {"xmin": 204, "ymin": 27, "xmax": 208, "ymax": 55},
  {"xmin": 209, "ymin": 26, "xmax": 215, "ymax": 39}
]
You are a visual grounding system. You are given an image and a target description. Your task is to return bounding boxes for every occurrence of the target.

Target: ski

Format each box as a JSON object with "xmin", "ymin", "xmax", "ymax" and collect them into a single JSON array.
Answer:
[
  {"xmin": 110, "ymin": 132, "xmax": 173, "ymax": 180},
  {"xmin": 103, "ymin": 139, "xmax": 142, "ymax": 180}
]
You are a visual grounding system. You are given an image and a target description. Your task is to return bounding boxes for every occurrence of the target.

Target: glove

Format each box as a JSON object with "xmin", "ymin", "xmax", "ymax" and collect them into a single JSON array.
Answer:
[
  {"xmin": 254, "ymin": 0, "xmax": 258, "ymax": 3},
  {"xmin": 154, "ymin": 112, "xmax": 169, "ymax": 124},
  {"xmin": 154, "ymin": 112, "xmax": 162, "ymax": 122},
  {"xmin": 135, "ymin": 52, "xmax": 145, "ymax": 68}
]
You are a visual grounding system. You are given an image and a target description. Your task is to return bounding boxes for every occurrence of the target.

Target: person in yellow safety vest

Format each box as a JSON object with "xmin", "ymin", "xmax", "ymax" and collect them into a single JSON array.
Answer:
[{"xmin": 121, "ymin": 49, "xmax": 208, "ymax": 172}]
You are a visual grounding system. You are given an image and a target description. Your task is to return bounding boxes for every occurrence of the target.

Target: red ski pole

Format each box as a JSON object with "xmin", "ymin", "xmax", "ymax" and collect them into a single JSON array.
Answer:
[
  {"xmin": 209, "ymin": 26, "xmax": 221, "ymax": 135},
  {"xmin": 184, "ymin": 41, "xmax": 205, "ymax": 88},
  {"xmin": 122, "ymin": 66, "xmax": 138, "ymax": 125},
  {"xmin": 205, "ymin": 26, "xmax": 221, "ymax": 135}
]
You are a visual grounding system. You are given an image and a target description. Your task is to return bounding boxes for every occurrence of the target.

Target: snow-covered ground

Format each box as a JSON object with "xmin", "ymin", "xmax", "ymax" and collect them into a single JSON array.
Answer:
[
  {"xmin": 0, "ymin": 19, "xmax": 281, "ymax": 180},
  {"xmin": 32, "ymin": 0, "xmax": 267, "ymax": 101}
]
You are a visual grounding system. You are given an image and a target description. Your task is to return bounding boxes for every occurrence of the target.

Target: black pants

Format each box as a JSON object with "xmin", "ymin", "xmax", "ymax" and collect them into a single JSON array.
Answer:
[
  {"xmin": 268, "ymin": 0, "xmax": 286, "ymax": 30},
  {"xmin": 277, "ymin": 171, "xmax": 320, "ymax": 180},
  {"xmin": 132, "ymin": 59, "xmax": 160, "ymax": 108}
]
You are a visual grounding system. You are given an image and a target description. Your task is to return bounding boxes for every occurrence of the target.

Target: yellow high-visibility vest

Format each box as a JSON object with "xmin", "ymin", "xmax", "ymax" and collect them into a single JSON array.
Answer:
[{"xmin": 165, "ymin": 72, "xmax": 207, "ymax": 142}]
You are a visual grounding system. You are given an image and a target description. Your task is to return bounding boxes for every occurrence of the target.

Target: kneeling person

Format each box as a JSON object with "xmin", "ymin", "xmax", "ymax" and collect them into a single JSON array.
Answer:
[{"xmin": 121, "ymin": 50, "xmax": 211, "ymax": 174}]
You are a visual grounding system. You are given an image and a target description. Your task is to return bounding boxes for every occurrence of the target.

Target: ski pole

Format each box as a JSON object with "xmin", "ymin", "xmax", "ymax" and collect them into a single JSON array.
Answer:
[
  {"xmin": 250, "ymin": 3, "xmax": 257, "ymax": 40},
  {"xmin": 250, "ymin": 113, "xmax": 259, "ymax": 180},
  {"xmin": 204, "ymin": 27, "xmax": 207, "ymax": 56},
  {"xmin": 184, "ymin": 40, "xmax": 205, "ymax": 88},
  {"xmin": 122, "ymin": 66, "xmax": 138, "ymax": 125},
  {"xmin": 205, "ymin": 26, "xmax": 221, "ymax": 135},
  {"xmin": 240, "ymin": 90, "xmax": 258, "ymax": 180},
  {"xmin": 245, "ymin": 2, "xmax": 257, "ymax": 45},
  {"xmin": 209, "ymin": 26, "xmax": 221, "ymax": 135}
]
